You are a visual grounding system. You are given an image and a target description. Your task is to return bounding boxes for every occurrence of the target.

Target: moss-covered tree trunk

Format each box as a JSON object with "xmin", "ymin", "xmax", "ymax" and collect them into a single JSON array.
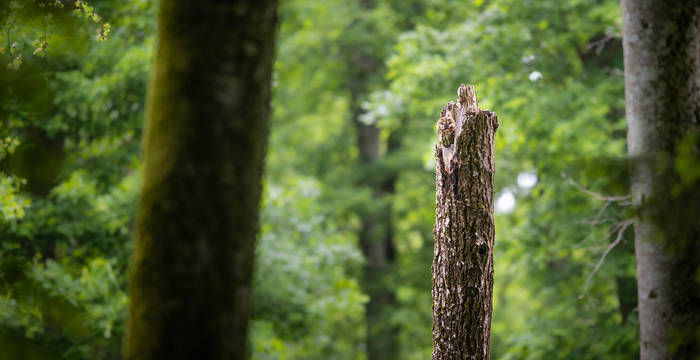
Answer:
[
  {"xmin": 124, "ymin": 1, "xmax": 277, "ymax": 359},
  {"xmin": 621, "ymin": 1, "xmax": 700, "ymax": 358},
  {"xmin": 432, "ymin": 85, "xmax": 498, "ymax": 360}
]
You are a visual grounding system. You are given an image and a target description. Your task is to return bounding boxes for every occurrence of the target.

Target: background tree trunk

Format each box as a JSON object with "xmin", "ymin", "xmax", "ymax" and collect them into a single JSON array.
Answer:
[
  {"xmin": 124, "ymin": 1, "xmax": 277, "ymax": 359},
  {"xmin": 432, "ymin": 85, "xmax": 498, "ymax": 360},
  {"xmin": 351, "ymin": 95, "xmax": 401, "ymax": 360},
  {"xmin": 350, "ymin": 87, "xmax": 401, "ymax": 360},
  {"xmin": 621, "ymin": 1, "xmax": 700, "ymax": 358},
  {"xmin": 344, "ymin": 1, "xmax": 400, "ymax": 357}
]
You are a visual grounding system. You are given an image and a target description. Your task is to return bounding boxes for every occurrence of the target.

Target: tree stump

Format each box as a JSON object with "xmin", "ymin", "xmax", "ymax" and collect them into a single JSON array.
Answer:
[{"xmin": 432, "ymin": 84, "xmax": 498, "ymax": 360}]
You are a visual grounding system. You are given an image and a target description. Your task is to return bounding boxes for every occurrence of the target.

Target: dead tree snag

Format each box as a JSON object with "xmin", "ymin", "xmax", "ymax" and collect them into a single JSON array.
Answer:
[{"xmin": 432, "ymin": 84, "xmax": 498, "ymax": 360}]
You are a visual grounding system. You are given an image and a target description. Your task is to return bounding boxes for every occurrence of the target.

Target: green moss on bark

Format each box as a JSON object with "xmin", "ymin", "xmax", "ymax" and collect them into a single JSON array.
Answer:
[
  {"xmin": 432, "ymin": 86, "xmax": 498, "ymax": 360},
  {"xmin": 124, "ymin": 1, "xmax": 278, "ymax": 359},
  {"xmin": 622, "ymin": 1, "xmax": 700, "ymax": 358}
]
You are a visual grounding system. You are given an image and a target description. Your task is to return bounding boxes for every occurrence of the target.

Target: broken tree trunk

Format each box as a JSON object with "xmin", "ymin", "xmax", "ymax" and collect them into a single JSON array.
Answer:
[{"xmin": 432, "ymin": 84, "xmax": 498, "ymax": 360}]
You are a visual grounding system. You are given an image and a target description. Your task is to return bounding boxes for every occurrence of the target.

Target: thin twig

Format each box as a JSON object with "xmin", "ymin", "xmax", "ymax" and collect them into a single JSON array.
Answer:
[
  {"xmin": 587, "ymin": 34, "xmax": 615, "ymax": 55},
  {"xmin": 589, "ymin": 200, "xmax": 612, "ymax": 225},
  {"xmin": 579, "ymin": 219, "xmax": 634, "ymax": 299},
  {"xmin": 583, "ymin": 216, "xmax": 619, "ymax": 226},
  {"xmin": 563, "ymin": 173, "xmax": 630, "ymax": 203}
]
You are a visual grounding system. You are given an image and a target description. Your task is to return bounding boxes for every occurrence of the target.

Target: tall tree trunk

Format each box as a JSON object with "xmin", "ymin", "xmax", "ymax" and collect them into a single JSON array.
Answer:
[
  {"xmin": 344, "ymin": 2, "xmax": 400, "ymax": 357},
  {"xmin": 621, "ymin": 1, "xmax": 700, "ymax": 359},
  {"xmin": 124, "ymin": 1, "xmax": 277, "ymax": 359},
  {"xmin": 432, "ymin": 85, "xmax": 498, "ymax": 360},
  {"xmin": 351, "ymin": 101, "xmax": 400, "ymax": 360}
]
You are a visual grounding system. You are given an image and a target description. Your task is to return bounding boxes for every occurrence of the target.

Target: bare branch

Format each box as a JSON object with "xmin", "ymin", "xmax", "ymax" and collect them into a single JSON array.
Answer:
[
  {"xmin": 588, "ymin": 199, "xmax": 613, "ymax": 225},
  {"xmin": 579, "ymin": 219, "xmax": 634, "ymax": 299},
  {"xmin": 563, "ymin": 173, "xmax": 630, "ymax": 203}
]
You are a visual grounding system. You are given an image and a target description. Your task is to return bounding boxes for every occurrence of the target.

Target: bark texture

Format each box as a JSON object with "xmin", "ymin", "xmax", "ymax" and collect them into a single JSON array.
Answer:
[
  {"xmin": 621, "ymin": 1, "xmax": 700, "ymax": 359},
  {"xmin": 433, "ymin": 85, "xmax": 498, "ymax": 360},
  {"xmin": 124, "ymin": 1, "xmax": 277, "ymax": 359}
]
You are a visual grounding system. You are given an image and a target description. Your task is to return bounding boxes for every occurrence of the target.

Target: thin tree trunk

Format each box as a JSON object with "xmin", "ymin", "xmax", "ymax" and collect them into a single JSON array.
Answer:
[
  {"xmin": 352, "ymin": 106, "xmax": 400, "ymax": 360},
  {"xmin": 124, "ymin": 1, "xmax": 277, "ymax": 359},
  {"xmin": 344, "ymin": 2, "xmax": 400, "ymax": 355},
  {"xmin": 433, "ymin": 85, "xmax": 498, "ymax": 360},
  {"xmin": 621, "ymin": 1, "xmax": 700, "ymax": 359}
]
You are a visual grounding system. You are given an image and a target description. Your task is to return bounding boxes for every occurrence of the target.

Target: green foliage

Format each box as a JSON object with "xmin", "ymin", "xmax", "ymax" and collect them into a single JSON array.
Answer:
[
  {"xmin": 252, "ymin": 177, "xmax": 366, "ymax": 358},
  {"xmin": 0, "ymin": 0, "xmax": 110, "ymax": 70},
  {"xmin": 0, "ymin": 0, "xmax": 151, "ymax": 358},
  {"xmin": 269, "ymin": 0, "xmax": 639, "ymax": 358},
  {"xmin": 4, "ymin": 0, "xmax": 692, "ymax": 358},
  {"xmin": 0, "ymin": 136, "xmax": 30, "ymax": 220}
]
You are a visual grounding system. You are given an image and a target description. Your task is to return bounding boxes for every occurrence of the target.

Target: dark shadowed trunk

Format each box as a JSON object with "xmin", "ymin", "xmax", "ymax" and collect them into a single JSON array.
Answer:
[
  {"xmin": 124, "ymin": 1, "xmax": 277, "ymax": 359},
  {"xmin": 621, "ymin": 1, "xmax": 700, "ymax": 358},
  {"xmin": 433, "ymin": 85, "xmax": 498, "ymax": 360}
]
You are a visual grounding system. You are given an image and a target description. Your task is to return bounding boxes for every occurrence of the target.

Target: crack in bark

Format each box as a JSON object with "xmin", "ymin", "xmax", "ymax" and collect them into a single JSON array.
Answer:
[{"xmin": 433, "ymin": 85, "xmax": 498, "ymax": 360}]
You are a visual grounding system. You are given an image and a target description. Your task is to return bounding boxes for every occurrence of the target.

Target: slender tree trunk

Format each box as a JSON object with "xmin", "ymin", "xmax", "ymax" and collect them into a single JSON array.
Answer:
[
  {"xmin": 344, "ymin": 2, "xmax": 400, "ymax": 356},
  {"xmin": 621, "ymin": 1, "xmax": 700, "ymax": 359},
  {"xmin": 432, "ymin": 85, "xmax": 498, "ymax": 360},
  {"xmin": 351, "ymin": 103, "xmax": 400, "ymax": 360},
  {"xmin": 124, "ymin": 1, "xmax": 277, "ymax": 359}
]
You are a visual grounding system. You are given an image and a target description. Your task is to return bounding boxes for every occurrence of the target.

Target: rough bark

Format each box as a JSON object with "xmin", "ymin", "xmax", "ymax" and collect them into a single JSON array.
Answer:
[
  {"xmin": 124, "ymin": 1, "xmax": 277, "ymax": 359},
  {"xmin": 621, "ymin": 1, "xmax": 700, "ymax": 359},
  {"xmin": 433, "ymin": 85, "xmax": 498, "ymax": 360}
]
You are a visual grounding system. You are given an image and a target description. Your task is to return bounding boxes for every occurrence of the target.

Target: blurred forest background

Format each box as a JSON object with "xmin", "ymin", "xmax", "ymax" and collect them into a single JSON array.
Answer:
[{"xmin": 2, "ymin": 0, "xmax": 686, "ymax": 359}]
